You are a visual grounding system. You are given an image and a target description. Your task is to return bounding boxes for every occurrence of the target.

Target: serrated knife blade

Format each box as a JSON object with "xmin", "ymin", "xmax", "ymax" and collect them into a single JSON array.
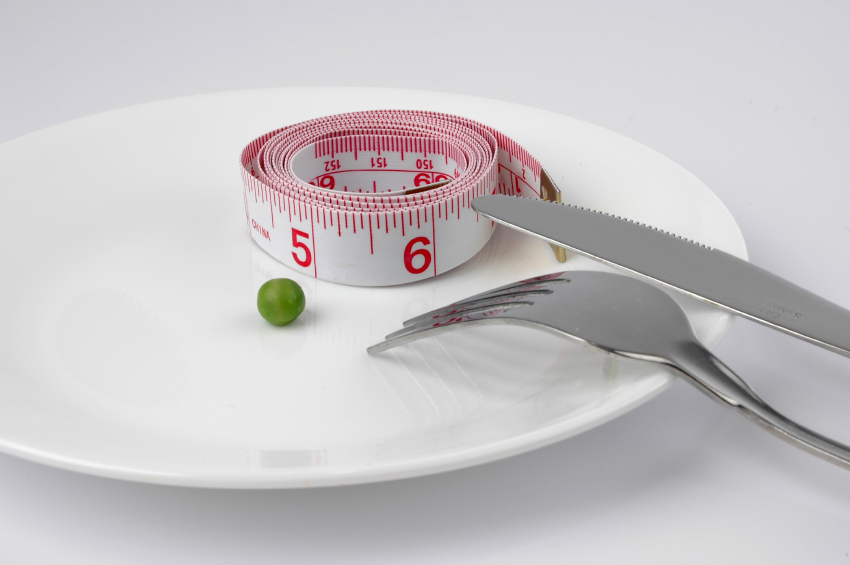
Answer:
[{"xmin": 471, "ymin": 194, "xmax": 850, "ymax": 358}]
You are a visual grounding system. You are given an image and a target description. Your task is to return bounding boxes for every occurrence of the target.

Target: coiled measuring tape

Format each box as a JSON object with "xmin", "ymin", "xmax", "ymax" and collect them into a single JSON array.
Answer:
[{"xmin": 241, "ymin": 110, "xmax": 565, "ymax": 286}]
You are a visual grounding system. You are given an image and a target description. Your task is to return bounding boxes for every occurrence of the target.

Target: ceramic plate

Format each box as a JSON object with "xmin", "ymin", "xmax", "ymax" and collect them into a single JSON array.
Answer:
[{"xmin": 0, "ymin": 88, "xmax": 746, "ymax": 487}]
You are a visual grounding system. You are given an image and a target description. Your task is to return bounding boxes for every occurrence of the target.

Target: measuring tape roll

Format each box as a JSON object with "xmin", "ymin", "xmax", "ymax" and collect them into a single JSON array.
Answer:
[{"xmin": 241, "ymin": 110, "xmax": 560, "ymax": 286}]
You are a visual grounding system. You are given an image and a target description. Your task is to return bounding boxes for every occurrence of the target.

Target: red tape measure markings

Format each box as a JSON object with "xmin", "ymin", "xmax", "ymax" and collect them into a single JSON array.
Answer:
[{"xmin": 240, "ymin": 110, "xmax": 548, "ymax": 287}]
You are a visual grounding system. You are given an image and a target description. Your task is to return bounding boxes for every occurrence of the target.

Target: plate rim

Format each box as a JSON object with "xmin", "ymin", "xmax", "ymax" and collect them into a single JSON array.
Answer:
[{"xmin": 0, "ymin": 86, "xmax": 746, "ymax": 487}]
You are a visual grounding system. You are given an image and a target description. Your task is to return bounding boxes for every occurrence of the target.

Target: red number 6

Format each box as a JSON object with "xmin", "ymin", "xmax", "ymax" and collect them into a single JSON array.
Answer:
[
  {"xmin": 413, "ymin": 172, "xmax": 432, "ymax": 187},
  {"xmin": 291, "ymin": 228, "xmax": 312, "ymax": 267},
  {"xmin": 404, "ymin": 237, "xmax": 432, "ymax": 274},
  {"xmin": 310, "ymin": 175, "xmax": 335, "ymax": 190}
]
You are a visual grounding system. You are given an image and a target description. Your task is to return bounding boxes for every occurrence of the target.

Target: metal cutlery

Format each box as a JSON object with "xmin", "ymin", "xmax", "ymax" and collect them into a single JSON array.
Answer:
[
  {"xmin": 471, "ymin": 194, "xmax": 850, "ymax": 358},
  {"xmin": 368, "ymin": 271, "xmax": 850, "ymax": 470}
]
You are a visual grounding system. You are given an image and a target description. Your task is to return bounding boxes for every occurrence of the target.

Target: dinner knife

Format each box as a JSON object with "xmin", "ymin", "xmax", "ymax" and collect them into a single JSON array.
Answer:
[{"xmin": 471, "ymin": 193, "xmax": 850, "ymax": 358}]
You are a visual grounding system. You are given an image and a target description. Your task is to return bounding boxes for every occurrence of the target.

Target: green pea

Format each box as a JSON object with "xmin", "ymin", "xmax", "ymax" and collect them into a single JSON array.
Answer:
[{"xmin": 257, "ymin": 278, "xmax": 305, "ymax": 326}]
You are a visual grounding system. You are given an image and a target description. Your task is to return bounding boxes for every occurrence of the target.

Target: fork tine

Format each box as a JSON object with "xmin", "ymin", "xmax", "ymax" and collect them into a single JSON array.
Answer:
[
  {"xmin": 384, "ymin": 301, "xmax": 534, "ymax": 340},
  {"xmin": 368, "ymin": 318, "xmax": 471, "ymax": 355},
  {"xmin": 395, "ymin": 291, "xmax": 552, "ymax": 336},
  {"xmin": 368, "ymin": 312, "xmax": 515, "ymax": 355},
  {"xmin": 402, "ymin": 273, "xmax": 570, "ymax": 327}
]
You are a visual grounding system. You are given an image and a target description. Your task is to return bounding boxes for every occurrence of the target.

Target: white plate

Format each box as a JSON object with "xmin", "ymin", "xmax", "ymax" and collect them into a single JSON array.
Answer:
[{"xmin": 0, "ymin": 88, "xmax": 746, "ymax": 488}]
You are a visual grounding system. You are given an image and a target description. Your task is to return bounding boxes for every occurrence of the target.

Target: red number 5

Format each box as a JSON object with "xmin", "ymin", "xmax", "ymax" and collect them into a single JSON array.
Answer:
[
  {"xmin": 404, "ymin": 237, "xmax": 432, "ymax": 274},
  {"xmin": 292, "ymin": 228, "xmax": 312, "ymax": 267}
]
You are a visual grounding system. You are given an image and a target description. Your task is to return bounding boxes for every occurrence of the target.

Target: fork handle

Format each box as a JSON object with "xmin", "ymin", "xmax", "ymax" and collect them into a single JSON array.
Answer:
[{"xmin": 669, "ymin": 342, "xmax": 850, "ymax": 470}]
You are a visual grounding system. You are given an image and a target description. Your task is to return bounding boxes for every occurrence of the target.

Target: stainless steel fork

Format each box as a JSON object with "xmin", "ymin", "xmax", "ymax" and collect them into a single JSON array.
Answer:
[{"xmin": 367, "ymin": 270, "xmax": 850, "ymax": 470}]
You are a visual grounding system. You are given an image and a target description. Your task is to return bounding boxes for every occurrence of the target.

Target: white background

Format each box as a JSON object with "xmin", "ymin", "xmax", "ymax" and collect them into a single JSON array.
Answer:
[{"xmin": 2, "ymin": 1, "xmax": 849, "ymax": 562}]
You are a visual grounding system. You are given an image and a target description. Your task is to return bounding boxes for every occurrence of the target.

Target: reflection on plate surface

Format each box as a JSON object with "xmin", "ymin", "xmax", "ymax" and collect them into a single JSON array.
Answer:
[{"xmin": 0, "ymin": 87, "xmax": 745, "ymax": 487}]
